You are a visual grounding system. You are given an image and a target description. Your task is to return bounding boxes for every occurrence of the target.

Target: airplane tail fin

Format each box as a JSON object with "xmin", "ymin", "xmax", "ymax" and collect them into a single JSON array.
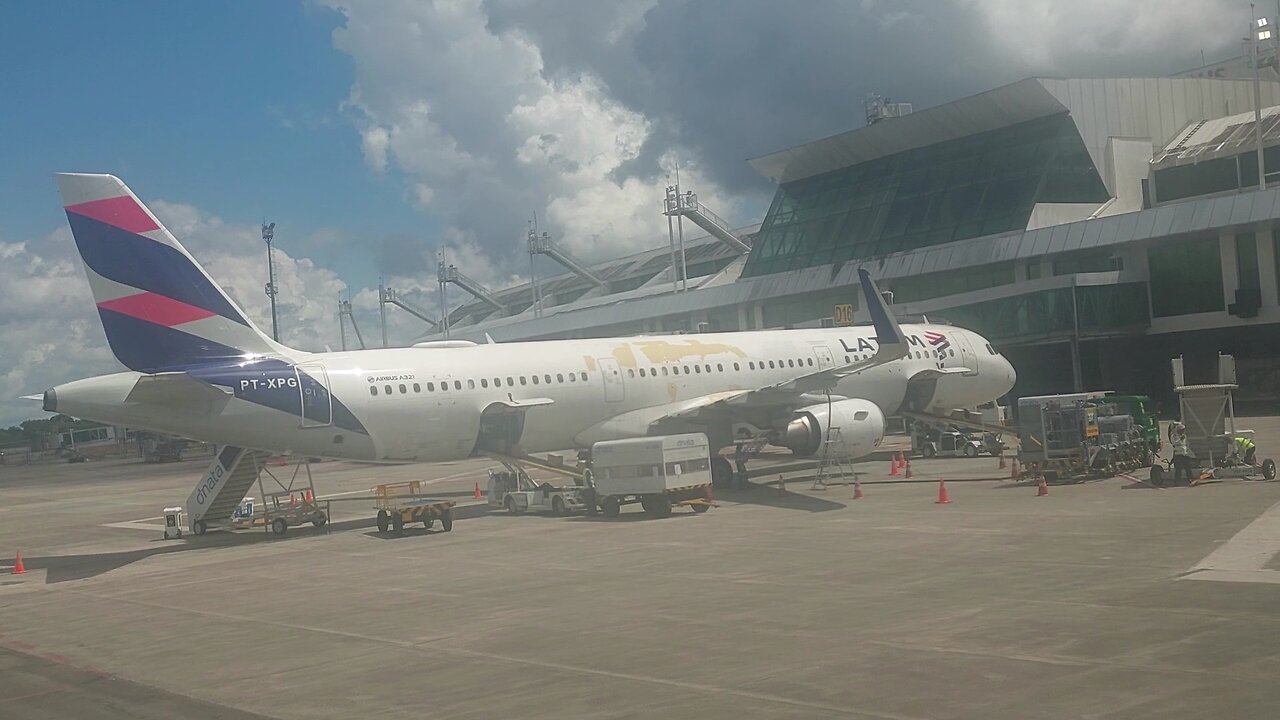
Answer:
[{"xmin": 56, "ymin": 173, "xmax": 289, "ymax": 373}]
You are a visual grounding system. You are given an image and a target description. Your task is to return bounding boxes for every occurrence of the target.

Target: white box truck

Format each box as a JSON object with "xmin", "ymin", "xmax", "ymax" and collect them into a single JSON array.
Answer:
[{"xmin": 591, "ymin": 433, "xmax": 715, "ymax": 518}]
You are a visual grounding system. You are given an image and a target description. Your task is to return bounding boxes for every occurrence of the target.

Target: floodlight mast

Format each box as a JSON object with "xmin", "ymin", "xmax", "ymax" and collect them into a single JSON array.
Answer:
[{"xmin": 262, "ymin": 222, "xmax": 279, "ymax": 341}]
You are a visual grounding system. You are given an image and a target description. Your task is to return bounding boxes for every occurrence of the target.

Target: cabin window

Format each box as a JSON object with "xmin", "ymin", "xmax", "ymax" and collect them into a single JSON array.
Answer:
[
  {"xmin": 733, "ymin": 362, "xmax": 740, "ymax": 371},
  {"xmin": 768, "ymin": 361, "xmax": 775, "ymax": 369},
  {"xmin": 544, "ymin": 374, "xmax": 551, "ymax": 384},
  {"xmin": 557, "ymin": 373, "xmax": 564, "ymax": 383},
  {"xmin": 532, "ymin": 375, "xmax": 540, "ymax": 385},
  {"xmin": 627, "ymin": 369, "xmax": 635, "ymax": 378},
  {"xmin": 453, "ymin": 381, "xmax": 462, "ymax": 390},
  {"xmin": 807, "ymin": 358, "xmax": 814, "ymax": 367},
  {"xmin": 399, "ymin": 384, "xmax": 407, "ymax": 394},
  {"xmin": 844, "ymin": 355, "xmax": 851, "ymax": 363},
  {"xmin": 480, "ymin": 379, "xmax": 488, "ymax": 388},
  {"xmin": 384, "ymin": 385, "xmax": 392, "ymax": 395},
  {"xmin": 427, "ymin": 382, "xmax": 435, "ymax": 391},
  {"xmin": 717, "ymin": 363, "xmax": 724, "ymax": 372},
  {"xmin": 567, "ymin": 373, "xmax": 575, "ymax": 382},
  {"xmin": 787, "ymin": 359, "xmax": 794, "ymax": 368},
  {"xmin": 468, "ymin": 379, "xmax": 476, "ymax": 389},
  {"xmin": 705, "ymin": 364, "xmax": 711, "ymax": 373},
  {"xmin": 580, "ymin": 372, "xmax": 588, "ymax": 381},
  {"xmin": 370, "ymin": 386, "xmax": 378, "ymax": 396},
  {"xmin": 694, "ymin": 365, "xmax": 701, "ymax": 374},
  {"xmin": 413, "ymin": 383, "xmax": 421, "ymax": 392},
  {"xmin": 661, "ymin": 366, "xmax": 669, "ymax": 376},
  {"xmin": 949, "ymin": 349, "xmax": 955, "ymax": 357},
  {"xmin": 638, "ymin": 368, "xmax": 646, "ymax": 377},
  {"xmin": 520, "ymin": 376, "xmax": 527, "ymax": 385},
  {"xmin": 683, "ymin": 365, "xmax": 691, "ymax": 374},
  {"xmin": 748, "ymin": 361, "xmax": 755, "ymax": 370}
]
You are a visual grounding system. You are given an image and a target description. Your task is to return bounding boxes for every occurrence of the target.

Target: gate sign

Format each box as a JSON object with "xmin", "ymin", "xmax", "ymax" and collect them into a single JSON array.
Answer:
[{"xmin": 833, "ymin": 303, "xmax": 855, "ymax": 327}]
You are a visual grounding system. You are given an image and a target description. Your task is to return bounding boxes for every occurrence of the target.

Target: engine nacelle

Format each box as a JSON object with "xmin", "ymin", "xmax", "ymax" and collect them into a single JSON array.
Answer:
[{"xmin": 780, "ymin": 399, "xmax": 885, "ymax": 458}]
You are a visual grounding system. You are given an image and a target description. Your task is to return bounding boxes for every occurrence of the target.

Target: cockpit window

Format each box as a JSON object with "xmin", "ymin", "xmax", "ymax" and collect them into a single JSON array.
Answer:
[{"xmin": 985, "ymin": 343, "xmax": 997, "ymax": 355}]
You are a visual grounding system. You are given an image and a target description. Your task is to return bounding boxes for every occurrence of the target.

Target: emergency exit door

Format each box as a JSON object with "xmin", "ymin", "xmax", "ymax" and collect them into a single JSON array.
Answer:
[{"xmin": 597, "ymin": 357, "xmax": 625, "ymax": 403}]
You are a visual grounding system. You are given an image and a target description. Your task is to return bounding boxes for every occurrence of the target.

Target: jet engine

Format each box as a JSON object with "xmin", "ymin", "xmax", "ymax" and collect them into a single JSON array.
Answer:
[{"xmin": 779, "ymin": 398, "xmax": 885, "ymax": 458}]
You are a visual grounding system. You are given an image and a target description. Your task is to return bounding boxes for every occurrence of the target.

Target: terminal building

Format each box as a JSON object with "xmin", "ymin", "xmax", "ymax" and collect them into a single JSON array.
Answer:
[{"xmin": 419, "ymin": 76, "xmax": 1280, "ymax": 405}]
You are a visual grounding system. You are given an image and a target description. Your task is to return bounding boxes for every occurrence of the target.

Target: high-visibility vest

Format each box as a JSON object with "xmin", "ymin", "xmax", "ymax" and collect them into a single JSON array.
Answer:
[{"xmin": 1236, "ymin": 437, "xmax": 1255, "ymax": 452}]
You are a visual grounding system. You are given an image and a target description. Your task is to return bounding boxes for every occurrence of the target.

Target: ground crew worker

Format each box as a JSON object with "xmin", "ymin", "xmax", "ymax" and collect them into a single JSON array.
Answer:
[
  {"xmin": 1170, "ymin": 422, "xmax": 1196, "ymax": 485},
  {"xmin": 733, "ymin": 443, "xmax": 749, "ymax": 489},
  {"xmin": 581, "ymin": 466, "xmax": 598, "ymax": 515},
  {"xmin": 1235, "ymin": 436, "xmax": 1257, "ymax": 466}
]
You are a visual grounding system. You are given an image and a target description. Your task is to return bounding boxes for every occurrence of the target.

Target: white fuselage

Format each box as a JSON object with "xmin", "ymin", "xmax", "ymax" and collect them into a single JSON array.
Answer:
[{"xmin": 49, "ymin": 324, "xmax": 1015, "ymax": 463}]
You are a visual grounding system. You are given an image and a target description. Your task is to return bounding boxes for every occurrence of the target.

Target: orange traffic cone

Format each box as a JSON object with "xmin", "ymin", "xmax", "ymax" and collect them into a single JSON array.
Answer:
[
  {"xmin": 473, "ymin": 482, "xmax": 483, "ymax": 499},
  {"xmin": 1037, "ymin": 477, "xmax": 1049, "ymax": 497},
  {"xmin": 895, "ymin": 452, "xmax": 904, "ymax": 469},
  {"xmin": 12, "ymin": 550, "xmax": 26, "ymax": 575},
  {"xmin": 935, "ymin": 478, "xmax": 952, "ymax": 504},
  {"xmin": 304, "ymin": 489, "xmax": 313, "ymax": 504},
  {"xmin": 853, "ymin": 480, "xmax": 864, "ymax": 500},
  {"xmin": 889, "ymin": 454, "xmax": 900, "ymax": 476},
  {"xmin": 904, "ymin": 458, "xmax": 913, "ymax": 478}
]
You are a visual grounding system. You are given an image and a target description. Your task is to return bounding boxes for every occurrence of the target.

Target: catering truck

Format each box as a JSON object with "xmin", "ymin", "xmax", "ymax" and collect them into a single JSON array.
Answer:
[{"xmin": 591, "ymin": 433, "xmax": 715, "ymax": 518}]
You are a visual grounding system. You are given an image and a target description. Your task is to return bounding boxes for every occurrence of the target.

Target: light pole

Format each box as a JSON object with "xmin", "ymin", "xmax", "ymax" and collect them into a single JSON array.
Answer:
[
  {"xmin": 1251, "ymin": 6, "xmax": 1271, "ymax": 190},
  {"xmin": 262, "ymin": 222, "xmax": 279, "ymax": 341}
]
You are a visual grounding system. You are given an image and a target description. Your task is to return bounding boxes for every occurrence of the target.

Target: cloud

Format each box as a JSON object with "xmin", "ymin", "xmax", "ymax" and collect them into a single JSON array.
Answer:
[{"xmin": 324, "ymin": 0, "xmax": 1243, "ymax": 284}]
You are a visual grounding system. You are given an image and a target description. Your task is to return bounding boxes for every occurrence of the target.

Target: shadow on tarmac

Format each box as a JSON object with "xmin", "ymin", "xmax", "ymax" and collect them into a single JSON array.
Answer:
[{"xmin": 714, "ymin": 483, "xmax": 847, "ymax": 512}]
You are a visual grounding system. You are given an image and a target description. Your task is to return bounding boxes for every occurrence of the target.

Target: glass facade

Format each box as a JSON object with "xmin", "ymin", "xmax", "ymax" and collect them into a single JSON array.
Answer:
[
  {"xmin": 1148, "ymin": 236, "xmax": 1224, "ymax": 317},
  {"xmin": 940, "ymin": 284, "xmax": 1148, "ymax": 341},
  {"xmin": 890, "ymin": 262, "xmax": 1015, "ymax": 303},
  {"xmin": 1154, "ymin": 145, "xmax": 1280, "ymax": 204},
  {"xmin": 743, "ymin": 113, "xmax": 1109, "ymax": 277},
  {"xmin": 1052, "ymin": 249, "xmax": 1122, "ymax": 275},
  {"xmin": 1236, "ymin": 231, "xmax": 1260, "ymax": 291}
]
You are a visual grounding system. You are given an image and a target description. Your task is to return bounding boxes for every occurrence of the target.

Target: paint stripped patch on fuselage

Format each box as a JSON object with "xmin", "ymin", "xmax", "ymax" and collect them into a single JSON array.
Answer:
[{"xmin": 632, "ymin": 339, "xmax": 747, "ymax": 363}]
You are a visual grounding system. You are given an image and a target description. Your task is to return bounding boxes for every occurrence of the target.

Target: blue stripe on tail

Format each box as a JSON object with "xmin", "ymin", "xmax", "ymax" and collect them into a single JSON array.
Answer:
[{"xmin": 66, "ymin": 212, "xmax": 249, "ymax": 326}]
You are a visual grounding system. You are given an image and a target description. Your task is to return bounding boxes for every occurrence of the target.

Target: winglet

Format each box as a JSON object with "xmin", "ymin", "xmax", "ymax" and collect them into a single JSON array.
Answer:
[{"xmin": 858, "ymin": 269, "xmax": 907, "ymax": 353}]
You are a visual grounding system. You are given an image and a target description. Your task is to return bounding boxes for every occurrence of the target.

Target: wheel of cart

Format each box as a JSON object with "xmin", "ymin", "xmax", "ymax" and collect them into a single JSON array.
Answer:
[
  {"xmin": 1263, "ymin": 458, "xmax": 1277, "ymax": 481},
  {"xmin": 192, "ymin": 519, "xmax": 208, "ymax": 536},
  {"xmin": 504, "ymin": 495, "xmax": 523, "ymax": 515},
  {"xmin": 390, "ymin": 512, "xmax": 405, "ymax": 536},
  {"xmin": 311, "ymin": 511, "xmax": 328, "ymax": 528},
  {"xmin": 641, "ymin": 495, "xmax": 672, "ymax": 518},
  {"xmin": 271, "ymin": 517, "xmax": 288, "ymax": 536},
  {"xmin": 440, "ymin": 507, "xmax": 454, "ymax": 532},
  {"xmin": 600, "ymin": 496, "xmax": 620, "ymax": 518},
  {"xmin": 377, "ymin": 509, "xmax": 390, "ymax": 533},
  {"xmin": 963, "ymin": 444, "xmax": 978, "ymax": 458},
  {"xmin": 552, "ymin": 495, "xmax": 566, "ymax": 516}
]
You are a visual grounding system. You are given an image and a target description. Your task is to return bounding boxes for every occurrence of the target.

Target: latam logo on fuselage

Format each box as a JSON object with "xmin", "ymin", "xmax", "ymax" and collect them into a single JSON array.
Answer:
[{"xmin": 923, "ymin": 330, "xmax": 951, "ymax": 353}]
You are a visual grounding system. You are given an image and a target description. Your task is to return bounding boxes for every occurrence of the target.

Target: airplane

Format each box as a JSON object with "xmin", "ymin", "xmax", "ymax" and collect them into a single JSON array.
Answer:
[{"xmin": 41, "ymin": 173, "xmax": 1016, "ymax": 487}]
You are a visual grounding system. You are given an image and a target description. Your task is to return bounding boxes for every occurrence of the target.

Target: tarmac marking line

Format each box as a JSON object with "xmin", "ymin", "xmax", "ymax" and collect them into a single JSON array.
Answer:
[
  {"xmin": 55, "ymin": 588, "xmax": 917, "ymax": 720},
  {"xmin": 1182, "ymin": 497, "xmax": 1280, "ymax": 584}
]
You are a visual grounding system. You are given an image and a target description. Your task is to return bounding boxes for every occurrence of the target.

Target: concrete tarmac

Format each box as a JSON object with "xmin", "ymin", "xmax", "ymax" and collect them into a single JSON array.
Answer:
[{"xmin": 3, "ymin": 422, "xmax": 1280, "ymax": 719}]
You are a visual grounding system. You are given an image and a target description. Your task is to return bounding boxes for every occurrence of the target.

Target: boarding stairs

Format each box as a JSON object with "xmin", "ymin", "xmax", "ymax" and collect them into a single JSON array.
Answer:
[
  {"xmin": 185, "ymin": 446, "xmax": 271, "ymax": 530},
  {"xmin": 438, "ymin": 259, "xmax": 505, "ymax": 312}
]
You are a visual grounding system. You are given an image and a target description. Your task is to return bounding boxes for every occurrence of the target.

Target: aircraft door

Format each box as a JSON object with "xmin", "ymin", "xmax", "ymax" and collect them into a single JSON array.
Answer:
[
  {"xmin": 956, "ymin": 333, "xmax": 980, "ymax": 376},
  {"xmin": 813, "ymin": 345, "xmax": 835, "ymax": 370},
  {"xmin": 295, "ymin": 363, "xmax": 332, "ymax": 427},
  {"xmin": 597, "ymin": 357, "xmax": 625, "ymax": 403}
]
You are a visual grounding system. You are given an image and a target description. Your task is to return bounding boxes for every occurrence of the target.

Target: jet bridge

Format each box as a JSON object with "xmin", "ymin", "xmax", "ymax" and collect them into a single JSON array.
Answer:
[{"xmin": 663, "ymin": 186, "xmax": 751, "ymax": 254}]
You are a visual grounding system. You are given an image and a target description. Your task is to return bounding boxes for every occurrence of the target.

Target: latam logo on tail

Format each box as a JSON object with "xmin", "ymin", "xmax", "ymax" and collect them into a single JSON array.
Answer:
[{"xmin": 923, "ymin": 330, "xmax": 951, "ymax": 353}]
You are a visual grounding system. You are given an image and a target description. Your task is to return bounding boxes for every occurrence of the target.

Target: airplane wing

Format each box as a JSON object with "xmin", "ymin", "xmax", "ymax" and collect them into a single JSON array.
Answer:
[{"xmin": 657, "ymin": 269, "xmax": 908, "ymax": 422}]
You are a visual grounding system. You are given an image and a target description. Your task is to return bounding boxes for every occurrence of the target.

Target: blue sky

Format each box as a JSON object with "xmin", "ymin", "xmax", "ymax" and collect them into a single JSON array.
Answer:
[{"xmin": 0, "ymin": 1, "xmax": 425, "ymax": 286}]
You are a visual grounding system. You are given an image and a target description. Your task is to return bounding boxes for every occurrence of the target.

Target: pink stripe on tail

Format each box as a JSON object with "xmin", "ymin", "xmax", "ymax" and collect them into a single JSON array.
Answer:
[
  {"xmin": 65, "ymin": 195, "xmax": 159, "ymax": 234},
  {"xmin": 98, "ymin": 291, "xmax": 217, "ymax": 327}
]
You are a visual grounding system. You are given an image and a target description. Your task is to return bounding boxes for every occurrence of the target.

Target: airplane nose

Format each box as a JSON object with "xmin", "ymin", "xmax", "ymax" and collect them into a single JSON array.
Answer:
[{"xmin": 1001, "ymin": 357, "xmax": 1017, "ymax": 394}]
